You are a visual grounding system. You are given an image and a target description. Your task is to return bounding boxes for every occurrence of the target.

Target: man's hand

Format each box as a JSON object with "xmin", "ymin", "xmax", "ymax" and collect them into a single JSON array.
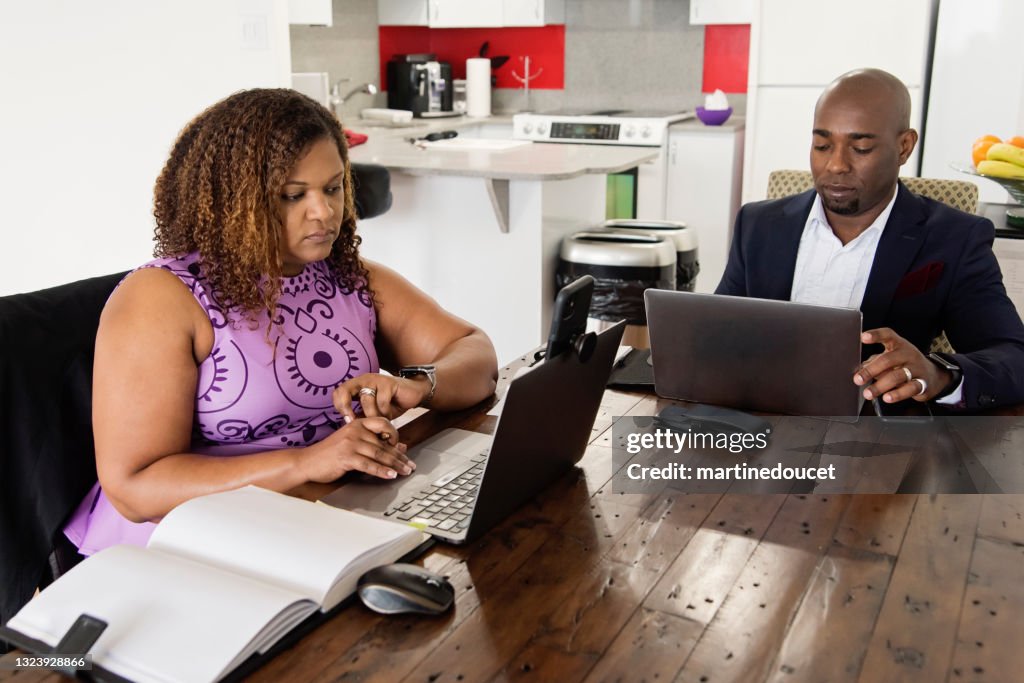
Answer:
[{"xmin": 854, "ymin": 328, "xmax": 953, "ymax": 403}]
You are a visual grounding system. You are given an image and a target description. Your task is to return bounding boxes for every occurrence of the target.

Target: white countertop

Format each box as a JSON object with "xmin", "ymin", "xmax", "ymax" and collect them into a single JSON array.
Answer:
[{"xmin": 344, "ymin": 114, "xmax": 659, "ymax": 181}]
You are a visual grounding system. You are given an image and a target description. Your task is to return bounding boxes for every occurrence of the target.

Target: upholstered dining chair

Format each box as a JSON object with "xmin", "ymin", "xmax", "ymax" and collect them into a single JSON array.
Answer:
[
  {"xmin": 764, "ymin": 170, "xmax": 982, "ymax": 355},
  {"xmin": 0, "ymin": 163, "xmax": 393, "ymax": 640},
  {"xmin": 765, "ymin": 170, "xmax": 980, "ymax": 214}
]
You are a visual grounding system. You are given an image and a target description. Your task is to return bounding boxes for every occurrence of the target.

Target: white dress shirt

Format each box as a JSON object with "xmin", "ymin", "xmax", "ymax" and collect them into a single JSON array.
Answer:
[
  {"xmin": 790, "ymin": 192, "xmax": 895, "ymax": 309},
  {"xmin": 790, "ymin": 189, "xmax": 963, "ymax": 404}
]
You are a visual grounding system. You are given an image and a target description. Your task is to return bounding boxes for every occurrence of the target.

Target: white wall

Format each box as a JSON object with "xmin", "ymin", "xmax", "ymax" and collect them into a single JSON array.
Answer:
[{"xmin": 0, "ymin": 0, "xmax": 292, "ymax": 295}]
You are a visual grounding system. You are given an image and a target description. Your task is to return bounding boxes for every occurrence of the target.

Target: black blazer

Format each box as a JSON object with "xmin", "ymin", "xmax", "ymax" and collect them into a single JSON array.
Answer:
[{"xmin": 715, "ymin": 183, "xmax": 1024, "ymax": 410}]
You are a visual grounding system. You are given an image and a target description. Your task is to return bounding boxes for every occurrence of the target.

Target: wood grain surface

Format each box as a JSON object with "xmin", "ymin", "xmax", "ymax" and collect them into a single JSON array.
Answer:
[{"xmin": 4, "ymin": 349, "xmax": 1023, "ymax": 682}]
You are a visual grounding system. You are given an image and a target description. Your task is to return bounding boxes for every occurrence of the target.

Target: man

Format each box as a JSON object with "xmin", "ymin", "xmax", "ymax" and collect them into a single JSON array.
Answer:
[{"xmin": 716, "ymin": 68, "xmax": 1024, "ymax": 410}]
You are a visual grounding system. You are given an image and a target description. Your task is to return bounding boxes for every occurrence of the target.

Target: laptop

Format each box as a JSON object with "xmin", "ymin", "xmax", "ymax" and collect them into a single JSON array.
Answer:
[
  {"xmin": 322, "ymin": 320, "xmax": 626, "ymax": 544},
  {"xmin": 644, "ymin": 290, "xmax": 863, "ymax": 418}
]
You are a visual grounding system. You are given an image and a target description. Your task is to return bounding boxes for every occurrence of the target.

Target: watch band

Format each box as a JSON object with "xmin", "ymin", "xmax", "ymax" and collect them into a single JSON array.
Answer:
[
  {"xmin": 399, "ymin": 365, "xmax": 436, "ymax": 406},
  {"xmin": 927, "ymin": 352, "xmax": 963, "ymax": 400}
]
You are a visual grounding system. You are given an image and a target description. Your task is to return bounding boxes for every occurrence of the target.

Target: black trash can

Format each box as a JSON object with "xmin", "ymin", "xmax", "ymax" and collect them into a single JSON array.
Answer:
[
  {"xmin": 557, "ymin": 232, "xmax": 676, "ymax": 347},
  {"xmin": 602, "ymin": 219, "xmax": 699, "ymax": 291}
]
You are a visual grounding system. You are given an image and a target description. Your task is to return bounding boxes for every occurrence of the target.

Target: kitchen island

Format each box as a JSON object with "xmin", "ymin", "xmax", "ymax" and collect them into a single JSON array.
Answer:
[{"xmin": 346, "ymin": 116, "xmax": 658, "ymax": 364}]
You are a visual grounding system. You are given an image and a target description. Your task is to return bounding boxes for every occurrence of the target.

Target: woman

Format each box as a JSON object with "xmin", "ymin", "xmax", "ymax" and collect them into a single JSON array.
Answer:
[{"xmin": 64, "ymin": 89, "xmax": 498, "ymax": 555}]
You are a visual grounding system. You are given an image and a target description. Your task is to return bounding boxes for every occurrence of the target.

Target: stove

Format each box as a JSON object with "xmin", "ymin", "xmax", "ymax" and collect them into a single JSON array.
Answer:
[{"xmin": 512, "ymin": 109, "xmax": 694, "ymax": 147}]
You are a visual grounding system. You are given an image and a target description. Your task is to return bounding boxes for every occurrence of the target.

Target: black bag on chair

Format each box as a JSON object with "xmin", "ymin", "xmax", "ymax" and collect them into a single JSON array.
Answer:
[{"xmin": 0, "ymin": 271, "xmax": 125, "ymax": 634}]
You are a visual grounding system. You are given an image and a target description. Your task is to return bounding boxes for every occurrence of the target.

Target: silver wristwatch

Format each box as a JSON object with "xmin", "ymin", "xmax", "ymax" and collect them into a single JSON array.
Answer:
[{"xmin": 398, "ymin": 365, "xmax": 437, "ymax": 406}]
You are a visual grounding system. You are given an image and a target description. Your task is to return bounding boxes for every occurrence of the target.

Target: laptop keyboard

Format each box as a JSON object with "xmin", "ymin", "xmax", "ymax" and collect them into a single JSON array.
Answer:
[{"xmin": 383, "ymin": 450, "xmax": 489, "ymax": 533}]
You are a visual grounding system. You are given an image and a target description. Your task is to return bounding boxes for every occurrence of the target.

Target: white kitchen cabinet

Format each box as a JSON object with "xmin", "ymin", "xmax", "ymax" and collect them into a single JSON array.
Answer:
[
  {"xmin": 503, "ymin": 0, "xmax": 564, "ymax": 26},
  {"xmin": 755, "ymin": 0, "xmax": 932, "ymax": 86},
  {"xmin": 288, "ymin": 0, "xmax": 332, "ymax": 26},
  {"xmin": 429, "ymin": 0, "xmax": 502, "ymax": 27},
  {"xmin": 665, "ymin": 122, "xmax": 746, "ymax": 294},
  {"xmin": 378, "ymin": 0, "xmax": 563, "ymax": 27},
  {"xmin": 378, "ymin": 0, "xmax": 428, "ymax": 25},
  {"xmin": 742, "ymin": 0, "xmax": 934, "ymax": 202},
  {"xmin": 378, "ymin": 0, "xmax": 499, "ymax": 26}
]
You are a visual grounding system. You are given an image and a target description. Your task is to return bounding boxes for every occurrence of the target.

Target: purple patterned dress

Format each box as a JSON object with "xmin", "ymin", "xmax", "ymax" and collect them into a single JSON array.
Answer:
[{"xmin": 64, "ymin": 251, "xmax": 379, "ymax": 554}]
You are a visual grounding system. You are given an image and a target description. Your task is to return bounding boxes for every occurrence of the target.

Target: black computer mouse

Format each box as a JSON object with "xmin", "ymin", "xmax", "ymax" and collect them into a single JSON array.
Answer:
[{"xmin": 357, "ymin": 563, "xmax": 455, "ymax": 616}]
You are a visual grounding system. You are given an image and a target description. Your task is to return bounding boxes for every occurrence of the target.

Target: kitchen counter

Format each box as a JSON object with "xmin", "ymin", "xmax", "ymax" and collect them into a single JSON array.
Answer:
[
  {"xmin": 345, "ymin": 114, "xmax": 654, "ymax": 364},
  {"xmin": 345, "ymin": 115, "xmax": 658, "ymax": 180},
  {"xmin": 669, "ymin": 115, "xmax": 746, "ymax": 133}
]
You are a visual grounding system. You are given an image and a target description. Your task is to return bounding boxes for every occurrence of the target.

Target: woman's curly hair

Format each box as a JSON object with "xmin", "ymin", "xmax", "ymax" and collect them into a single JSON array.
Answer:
[{"xmin": 153, "ymin": 88, "xmax": 368, "ymax": 324}]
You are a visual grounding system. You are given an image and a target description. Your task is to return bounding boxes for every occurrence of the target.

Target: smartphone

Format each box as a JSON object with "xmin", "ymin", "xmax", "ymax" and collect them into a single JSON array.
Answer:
[
  {"xmin": 545, "ymin": 275, "xmax": 595, "ymax": 361},
  {"xmin": 872, "ymin": 397, "xmax": 934, "ymax": 423}
]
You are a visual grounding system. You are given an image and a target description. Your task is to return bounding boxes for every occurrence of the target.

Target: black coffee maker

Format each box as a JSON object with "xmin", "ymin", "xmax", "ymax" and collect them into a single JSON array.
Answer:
[{"xmin": 386, "ymin": 54, "xmax": 453, "ymax": 117}]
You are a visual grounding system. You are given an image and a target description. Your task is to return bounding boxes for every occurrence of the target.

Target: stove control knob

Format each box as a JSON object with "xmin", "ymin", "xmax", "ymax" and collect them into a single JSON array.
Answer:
[
  {"xmin": 522, "ymin": 122, "xmax": 534, "ymax": 135},
  {"xmin": 641, "ymin": 126, "xmax": 652, "ymax": 138},
  {"xmin": 624, "ymin": 126, "xmax": 635, "ymax": 138},
  {"xmin": 537, "ymin": 123, "xmax": 548, "ymax": 135}
]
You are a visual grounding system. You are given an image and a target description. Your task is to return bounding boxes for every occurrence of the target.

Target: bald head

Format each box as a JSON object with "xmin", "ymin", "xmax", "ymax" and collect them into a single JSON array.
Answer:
[
  {"xmin": 816, "ymin": 68, "xmax": 912, "ymax": 135},
  {"xmin": 809, "ymin": 68, "xmax": 918, "ymax": 233}
]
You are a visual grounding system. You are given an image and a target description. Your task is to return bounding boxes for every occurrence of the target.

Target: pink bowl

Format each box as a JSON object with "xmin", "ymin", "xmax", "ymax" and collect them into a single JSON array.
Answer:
[{"xmin": 696, "ymin": 106, "xmax": 732, "ymax": 126}]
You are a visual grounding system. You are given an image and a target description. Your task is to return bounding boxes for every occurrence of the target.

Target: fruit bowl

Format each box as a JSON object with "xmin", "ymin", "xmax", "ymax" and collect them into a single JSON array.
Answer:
[
  {"xmin": 695, "ymin": 106, "xmax": 732, "ymax": 126},
  {"xmin": 953, "ymin": 163, "xmax": 1024, "ymax": 227}
]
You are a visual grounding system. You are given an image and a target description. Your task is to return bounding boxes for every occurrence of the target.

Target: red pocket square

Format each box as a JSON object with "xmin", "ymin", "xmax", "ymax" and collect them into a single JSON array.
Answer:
[{"xmin": 894, "ymin": 261, "xmax": 944, "ymax": 300}]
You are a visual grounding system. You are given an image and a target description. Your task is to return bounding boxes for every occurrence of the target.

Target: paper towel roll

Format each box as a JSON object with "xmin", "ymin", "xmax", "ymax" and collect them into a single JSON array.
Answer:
[{"xmin": 465, "ymin": 58, "xmax": 491, "ymax": 118}]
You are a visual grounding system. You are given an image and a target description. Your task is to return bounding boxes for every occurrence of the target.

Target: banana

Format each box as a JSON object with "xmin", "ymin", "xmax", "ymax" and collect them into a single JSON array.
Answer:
[
  {"xmin": 978, "ymin": 159, "xmax": 1024, "ymax": 180},
  {"xmin": 986, "ymin": 142, "xmax": 1024, "ymax": 167}
]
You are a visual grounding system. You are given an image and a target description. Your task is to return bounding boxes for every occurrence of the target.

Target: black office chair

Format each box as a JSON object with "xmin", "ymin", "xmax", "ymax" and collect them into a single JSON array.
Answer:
[
  {"xmin": 0, "ymin": 271, "xmax": 126, "ymax": 631},
  {"xmin": 0, "ymin": 164, "xmax": 391, "ymax": 635},
  {"xmin": 351, "ymin": 162, "xmax": 393, "ymax": 219}
]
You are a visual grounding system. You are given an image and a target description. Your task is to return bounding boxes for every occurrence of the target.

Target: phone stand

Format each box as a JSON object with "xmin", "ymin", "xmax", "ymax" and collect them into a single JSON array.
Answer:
[{"xmin": 570, "ymin": 331, "xmax": 597, "ymax": 362}]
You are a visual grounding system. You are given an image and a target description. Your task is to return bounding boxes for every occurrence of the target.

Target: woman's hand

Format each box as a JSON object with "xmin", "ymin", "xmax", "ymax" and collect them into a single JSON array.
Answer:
[
  {"xmin": 299, "ymin": 416, "xmax": 415, "ymax": 483},
  {"xmin": 332, "ymin": 372, "xmax": 431, "ymax": 422}
]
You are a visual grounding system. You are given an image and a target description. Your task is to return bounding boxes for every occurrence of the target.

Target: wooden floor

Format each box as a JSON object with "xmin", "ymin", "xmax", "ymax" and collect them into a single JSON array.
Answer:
[{"xmin": 5, "ymin": 388, "xmax": 1024, "ymax": 683}]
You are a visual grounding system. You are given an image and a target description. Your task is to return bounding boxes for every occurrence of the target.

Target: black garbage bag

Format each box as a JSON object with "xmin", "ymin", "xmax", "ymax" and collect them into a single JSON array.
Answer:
[{"xmin": 556, "ymin": 262, "xmax": 675, "ymax": 325}]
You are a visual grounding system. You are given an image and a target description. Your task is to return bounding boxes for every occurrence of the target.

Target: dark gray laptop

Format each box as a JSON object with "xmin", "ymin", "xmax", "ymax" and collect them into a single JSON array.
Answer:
[
  {"xmin": 644, "ymin": 290, "xmax": 863, "ymax": 418},
  {"xmin": 322, "ymin": 320, "xmax": 626, "ymax": 544}
]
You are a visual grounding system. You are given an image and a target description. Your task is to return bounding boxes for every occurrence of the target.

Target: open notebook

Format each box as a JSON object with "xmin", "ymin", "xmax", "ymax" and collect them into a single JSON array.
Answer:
[{"xmin": 2, "ymin": 486, "xmax": 428, "ymax": 683}]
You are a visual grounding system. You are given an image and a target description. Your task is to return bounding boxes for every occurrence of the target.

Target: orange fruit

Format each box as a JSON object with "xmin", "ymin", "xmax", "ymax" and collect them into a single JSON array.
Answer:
[
  {"xmin": 1007, "ymin": 135, "xmax": 1024, "ymax": 148},
  {"xmin": 973, "ymin": 136, "xmax": 1001, "ymax": 167}
]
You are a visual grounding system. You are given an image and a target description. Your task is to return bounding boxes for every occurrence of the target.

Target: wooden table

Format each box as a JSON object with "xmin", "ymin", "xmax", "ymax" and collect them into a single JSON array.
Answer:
[{"xmin": 5, "ymin": 355, "xmax": 1024, "ymax": 682}]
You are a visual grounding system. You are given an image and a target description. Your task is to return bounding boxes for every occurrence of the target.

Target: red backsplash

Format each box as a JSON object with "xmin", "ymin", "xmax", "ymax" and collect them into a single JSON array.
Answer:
[
  {"xmin": 379, "ymin": 24, "xmax": 749, "ymax": 95},
  {"xmin": 378, "ymin": 25, "xmax": 565, "ymax": 89},
  {"xmin": 702, "ymin": 24, "xmax": 750, "ymax": 94}
]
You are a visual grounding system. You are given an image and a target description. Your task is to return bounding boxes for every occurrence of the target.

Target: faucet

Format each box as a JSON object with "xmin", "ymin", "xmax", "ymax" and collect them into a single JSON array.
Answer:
[{"xmin": 330, "ymin": 79, "xmax": 379, "ymax": 115}]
